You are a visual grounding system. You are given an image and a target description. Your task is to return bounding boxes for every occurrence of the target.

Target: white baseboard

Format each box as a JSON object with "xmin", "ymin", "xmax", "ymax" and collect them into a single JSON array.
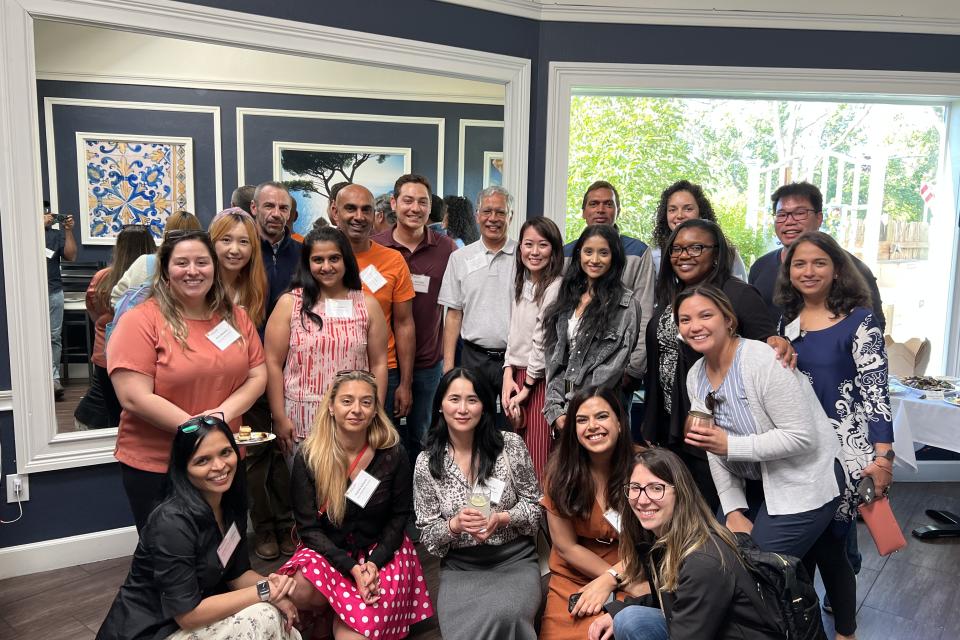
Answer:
[
  {"xmin": 0, "ymin": 525, "xmax": 137, "ymax": 579},
  {"xmin": 899, "ymin": 460, "xmax": 960, "ymax": 482}
]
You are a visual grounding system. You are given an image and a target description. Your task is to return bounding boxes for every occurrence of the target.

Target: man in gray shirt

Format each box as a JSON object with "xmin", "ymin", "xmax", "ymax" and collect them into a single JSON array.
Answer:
[{"xmin": 438, "ymin": 185, "xmax": 517, "ymax": 413}]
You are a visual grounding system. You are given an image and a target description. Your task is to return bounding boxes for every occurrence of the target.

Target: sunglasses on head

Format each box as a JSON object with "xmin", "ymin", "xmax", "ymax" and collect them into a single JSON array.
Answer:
[
  {"xmin": 165, "ymin": 229, "xmax": 209, "ymax": 242},
  {"xmin": 335, "ymin": 369, "xmax": 376, "ymax": 382},
  {"xmin": 179, "ymin": 412, "xmax": 226, "ymax": 434},
  {"xmin": 706, "ymin": 391, "xmax": 722, "ymax": 414}
]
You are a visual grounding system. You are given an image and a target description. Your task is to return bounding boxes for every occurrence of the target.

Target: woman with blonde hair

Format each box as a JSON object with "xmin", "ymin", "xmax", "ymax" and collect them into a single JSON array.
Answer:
[
  {"xmin": 209, "ymin": 207, "xmax": 267, "ymax": 326},
  {"xmin": 108, "ymin": 229, "xmax": 266, "ymax": 531},
  {"xmin": 279, "ymin": 371, "xmax": 433, "ymax": 640}
]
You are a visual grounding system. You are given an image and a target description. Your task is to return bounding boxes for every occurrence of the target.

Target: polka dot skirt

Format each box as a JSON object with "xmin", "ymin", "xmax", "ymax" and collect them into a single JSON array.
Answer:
[{"xmin": 278, "ymin": 536, "xmax": 434, "ymax": 639}]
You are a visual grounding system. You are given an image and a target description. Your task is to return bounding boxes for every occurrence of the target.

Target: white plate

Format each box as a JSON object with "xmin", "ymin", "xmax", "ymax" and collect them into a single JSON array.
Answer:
[{"xmin": 236, "ymin": 431, "xmax": 276, "ymax": 447}]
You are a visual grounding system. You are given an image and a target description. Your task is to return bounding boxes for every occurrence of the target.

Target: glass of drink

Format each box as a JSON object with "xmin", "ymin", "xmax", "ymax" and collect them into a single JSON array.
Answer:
[
  {"xmin": 467, "ymin": 485, "xmax": 491, "ymax": 518},
  {"xmin": 685, "ymin": 410, "xmax": 715, "ymax": 438}
]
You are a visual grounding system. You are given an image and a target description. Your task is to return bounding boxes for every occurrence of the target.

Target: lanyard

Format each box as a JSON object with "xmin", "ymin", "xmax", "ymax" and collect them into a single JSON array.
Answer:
[{"xmin": 318, "ymin": 443, "xmax": 369, "ymax": 516}]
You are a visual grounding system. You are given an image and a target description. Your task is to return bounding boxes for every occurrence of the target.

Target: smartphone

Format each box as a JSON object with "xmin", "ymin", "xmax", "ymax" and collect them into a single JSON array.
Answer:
[
  {"xmin": 857, "ymin": 475, "xmax": 875, "ymax": 504},
  {"xmin": 52, "ymin": 213, "xmax": 70, "ymax": 224},
  {"xmin": 567, "ymin": 591, "xmax": 614, "ymax": 613}
]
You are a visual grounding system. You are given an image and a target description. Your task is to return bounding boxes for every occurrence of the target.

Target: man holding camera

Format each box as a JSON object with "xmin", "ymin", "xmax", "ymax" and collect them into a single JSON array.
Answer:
[{"xmin": 44, "ymin": 201, "xmax": 77, "ymax": 400}]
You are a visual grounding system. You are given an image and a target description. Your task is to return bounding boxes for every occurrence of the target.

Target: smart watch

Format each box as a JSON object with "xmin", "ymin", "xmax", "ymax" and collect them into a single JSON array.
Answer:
[
  {"xmin": 875, "ymin": 450, "xmax": 895, "ymax": 462},
  {"xmin": 523, "ymin": 378, "xmax": 537, "ymax": 390},
  {"xmin": 256, "ymin": 579, "xmax": 271, "ymax": 602}
]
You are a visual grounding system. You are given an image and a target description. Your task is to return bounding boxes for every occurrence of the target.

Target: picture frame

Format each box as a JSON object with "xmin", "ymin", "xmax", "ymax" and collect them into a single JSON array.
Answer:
[{"xmin": 483, "ymin": 151, "xmax": 503, "ymax": 188}]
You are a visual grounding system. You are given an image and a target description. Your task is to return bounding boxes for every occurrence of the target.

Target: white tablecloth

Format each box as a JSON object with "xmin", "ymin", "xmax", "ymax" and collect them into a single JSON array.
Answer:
[{"xmin": 891, "ymin": 393, "xmax": 960, "ymax": 471}]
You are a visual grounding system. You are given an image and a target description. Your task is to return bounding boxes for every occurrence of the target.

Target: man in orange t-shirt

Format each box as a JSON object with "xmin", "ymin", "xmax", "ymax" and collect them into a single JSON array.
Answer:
[{"xmin": 332, "ymin": 184, "xmax": 416, "ymax": 421}]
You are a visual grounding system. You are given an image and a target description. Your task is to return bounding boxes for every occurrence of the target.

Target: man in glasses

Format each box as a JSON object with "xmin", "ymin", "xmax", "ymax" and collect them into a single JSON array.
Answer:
[{"xmin": 748, "ymin": 181, "xmax": 884, "ymax": 328}]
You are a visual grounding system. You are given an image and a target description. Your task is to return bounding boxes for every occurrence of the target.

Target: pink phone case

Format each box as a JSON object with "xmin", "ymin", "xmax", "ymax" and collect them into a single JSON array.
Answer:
[{"xmin": 858, "ymin": 497, "xmax": 906, "ymax": 556}]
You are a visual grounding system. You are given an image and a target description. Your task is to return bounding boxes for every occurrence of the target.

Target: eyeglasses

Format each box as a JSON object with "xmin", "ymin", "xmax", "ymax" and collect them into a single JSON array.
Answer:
[
  {"xmin": 178, "ymin": 412, "xmax": 225, "ymax": 434},
  {"xmin": 478, "ymin": 208, "xmax": 509, "ymax": 220},
  {"xmin": 705, "ymin": 391, "xmax": 722, "ymax": 414},
  {"xmin": 669, "ymin": 243, "xmax": 717, "ymax": 257},
  {"xmin": 622, "ymin": 482, "xmax": 672, "ymax": 501},
  {"xmin": 165, "ymin": 229, "xmax": 209, "ymax": 241},
  {"xmin": 774, "ymin": 208, "xmax": 817, "ymax": 223},
  {"xmin": 122, "ymin": 224, "xmax": 149, "ymax": 230}
]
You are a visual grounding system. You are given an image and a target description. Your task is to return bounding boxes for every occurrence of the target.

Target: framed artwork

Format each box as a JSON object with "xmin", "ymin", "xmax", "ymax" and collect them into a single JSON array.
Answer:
[
  {"xmin": 75, "ymin": 133, "xmax": 194, "ymax": 245},
  {"xmin": 273, "ymin": 142, "xmax": 412, "ymax": 237},
  {"xmin": 483, "ymin": 151, "xmax": 503, "ymax": 188}
]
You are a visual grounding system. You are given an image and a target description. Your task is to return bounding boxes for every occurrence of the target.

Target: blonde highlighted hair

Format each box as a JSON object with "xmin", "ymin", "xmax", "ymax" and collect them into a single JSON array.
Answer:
[
  {"xmin": 300, "ymin": 371, "xmax": 399, "ymax": 526},
  {"xmin": 208, "ymin": 212, "xmax": 267, "ymax": 326}
]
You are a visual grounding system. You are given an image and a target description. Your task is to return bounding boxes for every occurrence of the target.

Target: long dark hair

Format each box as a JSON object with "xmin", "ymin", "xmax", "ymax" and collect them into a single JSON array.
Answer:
[
  {"xmin": 654, "ymin": 219, "xmax": 733, "ymax": 307},
  {"xmin": 424, "ymin": 368, "xmax": 504, "ymax": 483},
  {"xmin": 290, "ymin": 226, "xmax": 362, "ymax": 329},
  {"xmin": 157, "ymin": 416, "xmax": 247, "ymax": 528},
  {"xmin": 775, "ymin": 231, "xmax": 870, "ymax": 323},
  {"xmin": 544, "ymin": 386, "xmax": 634, "ymax": 519},
  {"xmin": 514, "ymin": 216, "xmax": 564, "ymax": 305},
  {"xmin": 442, "ymin": 195, "xmax": 480, "ymax": 245},
  {"xmin": 544, "ymin": 224, "xmax": 626, "ymax": 349},
  {"xmin": 652, "ymin": 180, "xmax": 717, "ymax": 251}
]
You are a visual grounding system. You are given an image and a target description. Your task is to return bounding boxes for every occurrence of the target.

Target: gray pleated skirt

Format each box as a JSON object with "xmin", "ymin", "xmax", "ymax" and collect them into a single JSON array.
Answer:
[{"xmin": 437, "ymin": 537, "xmax": 542, "ymax": 640}]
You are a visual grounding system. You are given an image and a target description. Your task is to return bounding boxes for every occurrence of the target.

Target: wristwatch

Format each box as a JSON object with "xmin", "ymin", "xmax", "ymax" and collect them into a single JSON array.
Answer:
[
  {"xmin": 256, "ymin": 579, "xmax": 271, "ymax": 602},
  {"xmin": 875, "ymin": 450, "xmax": 895, "ymax": 463},
  {"xmin": 523, "ymin": 378, "xmax": 537, "ymax": 390},
  {"xmin": 606, "ymin": 568, "xmax": 623, "ymax": 585}
]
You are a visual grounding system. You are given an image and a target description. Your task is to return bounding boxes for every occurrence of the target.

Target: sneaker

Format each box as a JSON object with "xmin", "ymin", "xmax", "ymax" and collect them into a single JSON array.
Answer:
[
  {"xmin": 255, "ymin": 531, "xmax": 280, "ymax": 560},
  {"xmin": 278, "ymin": 529, "xmax": 297, "ymax": 556},
  {"xmin": 53, "ymin": 380, "xmax": 65, "ymax": 401}
]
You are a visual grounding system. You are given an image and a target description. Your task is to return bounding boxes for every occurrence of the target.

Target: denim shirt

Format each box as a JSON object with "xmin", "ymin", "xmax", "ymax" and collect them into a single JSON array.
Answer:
[{"xmin": 543, "ymin": 289, "xmax": 641, "ymax": 425}]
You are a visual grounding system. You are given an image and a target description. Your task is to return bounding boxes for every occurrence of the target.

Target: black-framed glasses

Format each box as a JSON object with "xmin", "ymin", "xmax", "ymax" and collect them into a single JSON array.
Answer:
[
  {"xmin": 774, "ymin": 208, "xmax": 817, "ymax": 223},
  {"xmin": 121, "ymin": 223, "xmax": 149, "ymax": 230},
  {"xmin": 178, "ymin": 412, "xmax": 225, "ymax": 434},
  {"xmin": 622, "ymin": 482, "xmax": 672, "ymax": 502},
  {"xmin": 668, "ymin": 243, "xmax": 718, "ymax": 258},
  {"xmin": 705, "ymin": 391, "xmax": 722, "ymax": 414}
]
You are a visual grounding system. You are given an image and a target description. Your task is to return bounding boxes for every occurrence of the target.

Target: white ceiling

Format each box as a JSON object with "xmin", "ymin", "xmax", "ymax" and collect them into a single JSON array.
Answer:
[
  {"xmin": 34, "ymin": 21, "xmax": 505, "ymax": 104},
  {"xmin": 438, "ymin": 0, "xmax": 960, "ymax": 34}
]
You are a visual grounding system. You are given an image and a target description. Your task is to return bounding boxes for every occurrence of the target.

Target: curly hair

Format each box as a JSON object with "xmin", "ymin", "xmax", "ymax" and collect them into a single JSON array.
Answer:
[
  {"xmin": 652, "ymin": 180, "xmax": 717, "ymax": 251},
  {"xmin": 442, "ymin": 195, "xmax": 480, "ymax": 245},
  {"xmin": 774, "ymin": 231, "xmax": 870, "ymax": 324},
  {"xmin": 654, "ymin": 219, "xmax": 733, "ymax": 307}
]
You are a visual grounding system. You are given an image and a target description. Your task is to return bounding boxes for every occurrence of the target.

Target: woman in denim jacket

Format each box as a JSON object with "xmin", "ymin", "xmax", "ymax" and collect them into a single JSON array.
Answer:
[{"xmin": 543, "ymin": 225, "xmax": 641, "ymax": 432}]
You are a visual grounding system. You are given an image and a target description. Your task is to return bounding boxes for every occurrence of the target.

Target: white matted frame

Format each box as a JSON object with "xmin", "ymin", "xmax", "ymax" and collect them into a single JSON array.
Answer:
[
  {"xmin": 74, "ymin": 131, "xmax": 196, "ymax": 245},
  {"xmin": 543, "ymin": 61, "xmax": 960, "ymax": 380},
  {"xmin": 0, "ymin": 0, "xmax": 530, "ymax": 474},
  {"xmin": 483, "ymin": 151, "xmax": 503, "ymax": 188}
]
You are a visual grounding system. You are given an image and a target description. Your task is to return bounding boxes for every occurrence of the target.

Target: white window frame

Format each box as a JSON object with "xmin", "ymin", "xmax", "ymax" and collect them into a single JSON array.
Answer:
[{"xmin": 0, "ymin": 0, "xmax": 531, "ymax": 473}]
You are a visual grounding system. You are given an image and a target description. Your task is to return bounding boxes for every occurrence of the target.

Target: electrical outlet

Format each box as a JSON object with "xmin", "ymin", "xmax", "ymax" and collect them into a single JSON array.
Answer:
[{"xmin": 5, "ymin": 474, "xmax": 29, "ymax": 503}]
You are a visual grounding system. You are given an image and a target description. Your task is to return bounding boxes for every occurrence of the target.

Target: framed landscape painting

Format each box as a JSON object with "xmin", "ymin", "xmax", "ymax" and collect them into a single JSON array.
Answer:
[
  {"xmin": 273, "ymin": 142, "xmax": 412, "ymax": 237},
  {"xmin": 76, "ymin": 133, "xmax": 194, "ymax": 245}
]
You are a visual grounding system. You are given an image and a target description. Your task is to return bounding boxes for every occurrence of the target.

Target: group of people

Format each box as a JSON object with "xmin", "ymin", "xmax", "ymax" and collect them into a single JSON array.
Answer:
[{"xmin": 77, "ymin": 172, "xmax": 893, "ymax": 640}]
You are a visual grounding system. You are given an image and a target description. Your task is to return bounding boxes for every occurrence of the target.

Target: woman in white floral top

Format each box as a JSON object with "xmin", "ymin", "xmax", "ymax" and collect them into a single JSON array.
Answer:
[{"xmin": 413, "ymin": 367, "xmax": 543, "ymax": 640}]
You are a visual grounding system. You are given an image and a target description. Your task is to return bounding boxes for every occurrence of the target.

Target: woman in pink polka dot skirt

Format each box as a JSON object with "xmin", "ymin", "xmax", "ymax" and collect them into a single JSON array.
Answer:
[{"xmin": 279, "ymin": 371, "xmax": 434, "ymax": 639}]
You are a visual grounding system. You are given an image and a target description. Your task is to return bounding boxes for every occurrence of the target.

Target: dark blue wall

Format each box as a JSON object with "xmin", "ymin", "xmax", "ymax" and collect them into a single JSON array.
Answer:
[
  {"xmin": 4, "ymin": 0, "xmax": 960, "ymax": 549},
  {"xmin": 462, "ymin": 125, "xmax": 504, "ymax": 207}
]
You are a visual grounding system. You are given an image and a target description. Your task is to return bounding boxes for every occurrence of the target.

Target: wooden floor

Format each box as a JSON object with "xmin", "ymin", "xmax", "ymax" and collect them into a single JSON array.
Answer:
[
  {"xmin": 54, "ymin": 377, "xmax": 89, "ymax": 434},
  {"xmin": 1, "ymin": 481, "xmax": 958, "ymax": 640}
]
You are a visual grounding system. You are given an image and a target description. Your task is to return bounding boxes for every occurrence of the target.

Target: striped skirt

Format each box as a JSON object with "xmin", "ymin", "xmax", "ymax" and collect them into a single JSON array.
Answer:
[{"xmin": 511, "ymin": 367, "xmax": 550, "ymax": 480}]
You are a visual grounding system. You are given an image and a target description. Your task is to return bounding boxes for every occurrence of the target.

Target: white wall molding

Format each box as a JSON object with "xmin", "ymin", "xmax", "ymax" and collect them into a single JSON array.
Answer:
[
  {"xmin": 0, "ymin": 389, "xmax": 12, "ymax": 412},
  {"xmin": 237, "ymin": 108, "xmax": 444, "ymax": 199},
  {"xmin": 1, "ymin": 0, "xmax": 529, "ymax": 475},
  {"xmin": 438, "ymin": 0, "xmax": 960, "ymax": 35},
  {"xmin": 0, "ymin": 526, "xmax": 138, "ymax": 579}
]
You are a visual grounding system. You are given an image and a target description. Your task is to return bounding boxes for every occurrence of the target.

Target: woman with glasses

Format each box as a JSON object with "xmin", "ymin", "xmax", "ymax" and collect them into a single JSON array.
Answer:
[
  {"xmin": 675, "ymin": 285, "xmax": 841, "ymax": 558},
  {"xmin": 277, "ymin": 371, "xmax": 432, "ymax": 640},
  {"xmin": 264, "ymin": 227, "xmax": 388, "ymax": 452},
  {"xmin": 98, "ymin": 415, "xmax": 301, "ymax": 640},
  {"xmin": 540, "ymin": 387, "xmax": 643, "ymax": 640},
  {"xmin": 542, "ymin": 225, "xmax": 641, "ymax": 433},
  {"xmin": 76, "ymin": 224, "xmax": 156, "ymax": 430},
  {"xmin": 642, "ymin": 219, "xmax": 789, "ymax": 512},
  {"xmin": 209, "ymin": 208, "xmax": 267, "ymax": 327},
  {"xmin": 108, "ymin": 230, "xmax": 267, "ymax": 531},
  {"xmin": 650, "ymin": 181, "xmax": 747, "ymax": 279},
  {"xmin": 586, "ymin": 448, "xmax": 783, "ymax": 640},
  {"xmin": 414, "ymin": 368, "xmax": 543, "ymax": 640},
  {"xmin": 502, "ymin": 216, "xmax": 564, "ymax": 478},
  {"xmin": 775, "ymin": 231, "xmax": 894, "ymax": 640}
]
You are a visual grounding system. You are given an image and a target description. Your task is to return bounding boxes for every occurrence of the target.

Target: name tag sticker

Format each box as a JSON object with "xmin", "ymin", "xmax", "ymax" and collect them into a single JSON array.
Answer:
[
  {"xmin": 206, "ymin": 320, "xmax": 241, "ymax": 351},
  {"xmin": 522, "ymin": 281, "xmax": 535, "ymax": 302},
  {"xmin": 345, "ymin": 470, "xmax": 380, "ymax": 508},
  {"xmin": 217, "ymin": 522, "xmax": 241, "ymax": 567},
  {"xmin": 360, "ymin": 264, "xmax": 387, "ymax": 293},
  {"xmin": 325, "ymin": 298, "xmax": 354, "ymax": 318},
  {"xmin": 603, "ymin": 509, "xmax": 622, "ymax": 533},
  {"xmin": 45, "ymin": 248, "xmax": 55, "ymax": 259},
  {"xmin": 784, "ymin": 317, "xmax": 802, "ymax": 342},
  {"xmin": 465, "ymin": 253, "xmax": 487, "ymax": 274},
  {"xmin": 485, "ymin": 477, "xmax": 506, "ymax": 504},
  {"xmin": 411, "ymin": 274, "xmax": 430, "ymax": 294}
]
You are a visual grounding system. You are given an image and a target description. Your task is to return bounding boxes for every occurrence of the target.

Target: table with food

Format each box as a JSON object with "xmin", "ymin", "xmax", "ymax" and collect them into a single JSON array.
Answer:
[{"xmin": 889, "ymin": 375, "xmax": 960, "ymax": 470}]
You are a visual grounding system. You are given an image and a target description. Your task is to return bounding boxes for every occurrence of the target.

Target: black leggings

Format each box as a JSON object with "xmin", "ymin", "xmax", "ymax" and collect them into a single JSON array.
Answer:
[
  {"xmin": 803, "ymin": 518, "xmax": 857, "ymax": 635},
  {"xmin": 120, "ymin": 463, "xmax": 166, "ymax": 533}
]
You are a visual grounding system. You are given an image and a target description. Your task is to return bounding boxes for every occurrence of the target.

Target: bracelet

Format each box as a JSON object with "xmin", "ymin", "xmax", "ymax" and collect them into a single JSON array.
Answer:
[{"xmin": 448, "ymin": 518, "xmax": 460, "ymax": 536}]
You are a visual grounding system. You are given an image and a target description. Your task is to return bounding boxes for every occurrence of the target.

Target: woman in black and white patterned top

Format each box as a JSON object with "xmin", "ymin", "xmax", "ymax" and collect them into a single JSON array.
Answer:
[{"xmin": 413, "ymin": 367, "xmax": 543, "ymax": 640}]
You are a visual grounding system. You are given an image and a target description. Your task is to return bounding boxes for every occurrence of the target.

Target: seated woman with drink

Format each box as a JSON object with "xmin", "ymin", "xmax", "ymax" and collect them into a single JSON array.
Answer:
[
  {"xmin": 414, "ymin": 368, "xmax": 544, "ymax": 640},
  {"xmin": 97, "ymin": 415, "xmax": 300, "ymax": 640},
  {"xmin": 676, "ymin": 285, "xmax": 841, "ymax": 557},
  {"xmin": 278, "ymin": 370, "xmax": 431, "ymax": 640},
  {"xmin": 540, "ymin": 386, "xmax": 643, "ymax": 639}
]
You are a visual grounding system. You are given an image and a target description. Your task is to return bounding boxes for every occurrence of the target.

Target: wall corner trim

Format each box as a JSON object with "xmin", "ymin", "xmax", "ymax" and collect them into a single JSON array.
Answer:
[{"xmin": 0, "ymin": 525, "xmax": 137, "ymax": 579}]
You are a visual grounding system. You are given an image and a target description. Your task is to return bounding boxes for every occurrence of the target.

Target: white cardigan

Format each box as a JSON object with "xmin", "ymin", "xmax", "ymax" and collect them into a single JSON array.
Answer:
[{"xmin": 687, "ymin": 339, "xmax": 840, "ymax": 516}]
